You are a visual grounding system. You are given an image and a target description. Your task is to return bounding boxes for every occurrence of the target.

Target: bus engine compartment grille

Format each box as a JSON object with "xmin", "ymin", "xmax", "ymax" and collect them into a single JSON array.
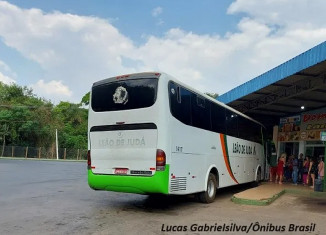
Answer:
[{"xmin": 170, "ymin": 177, "xmax": 187, "ymax": 192}]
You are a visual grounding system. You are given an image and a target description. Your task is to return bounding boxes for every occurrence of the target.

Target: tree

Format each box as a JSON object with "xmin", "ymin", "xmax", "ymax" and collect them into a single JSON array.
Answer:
[
  {"xmin": 0, "ymin": 124, "xmax": 10, "ymax": 156},
  {"xmin": 53, "ymin": 102, "xmax": 88, "ymax": 149},
  {"xmin": 0, "ymin": 82, "xmax": 88, "ymax": 150},
  {"xmin": 0, "ymin": 82, "xmax": 55, "ymax": 147},
  {"xmin": 81, "ymin": 92, "xmax": 90, "ymax": 106}
]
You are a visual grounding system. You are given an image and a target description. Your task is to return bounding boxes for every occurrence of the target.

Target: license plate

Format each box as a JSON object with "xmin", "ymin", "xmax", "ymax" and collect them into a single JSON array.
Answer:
[{"xmin": 114, "ymin": 168, "xmax": 128, "ymax": 175}]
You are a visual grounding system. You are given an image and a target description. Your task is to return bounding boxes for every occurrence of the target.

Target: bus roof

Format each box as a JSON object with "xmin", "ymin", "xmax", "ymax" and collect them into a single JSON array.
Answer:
[
  {"xmin": 160, "ymin": 73, "xmax": 265, "ymax": 128},
  {"xmin": 92, "ymin": 71, "xmax": 265, "ymax": 128},
  {"xmin": 93, "ymin": 72, "xmax": 161, "ymax": 87}
]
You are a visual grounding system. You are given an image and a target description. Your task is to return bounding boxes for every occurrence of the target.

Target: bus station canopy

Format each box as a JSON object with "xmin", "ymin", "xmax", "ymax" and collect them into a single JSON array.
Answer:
[{"xmin": 218, "ymin": 41, "xmax": 326, "ymax": 129}]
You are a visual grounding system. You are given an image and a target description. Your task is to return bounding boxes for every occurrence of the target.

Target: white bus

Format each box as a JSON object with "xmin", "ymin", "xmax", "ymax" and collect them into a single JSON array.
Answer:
[{"xmin": 87, "ymin": 72, "xmax": 266, "ymax": 203}]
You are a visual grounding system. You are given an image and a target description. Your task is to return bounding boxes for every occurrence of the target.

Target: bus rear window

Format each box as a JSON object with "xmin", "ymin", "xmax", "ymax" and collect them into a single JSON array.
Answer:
[{"xmin": 91, "ymin": 78, "xmax": 158, "ymax": 112}]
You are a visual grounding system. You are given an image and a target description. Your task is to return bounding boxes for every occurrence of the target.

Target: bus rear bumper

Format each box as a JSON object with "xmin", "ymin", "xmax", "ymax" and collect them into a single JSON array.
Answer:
[{"xmin": 88, "ymin": 165, "xmax": 169, "ymax": 194}]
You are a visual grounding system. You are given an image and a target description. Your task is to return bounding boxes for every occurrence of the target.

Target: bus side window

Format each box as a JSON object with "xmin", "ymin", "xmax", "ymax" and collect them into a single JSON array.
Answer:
[
  {"xmin": 197, "ymin": 96, "xmax": 205, "ymax": 108},
  {"xmin": 177, "ymin": 86, "xmax": 181, "ymax": 103},
  {"xmin": 211, "ymin": 102, "xmax": 226, "ymax": 134},
  {"xmin": 191, "ymin": 94, "xmax": 211, "ymax": 131},
  {"xmin": 238, "ymin": 116, "xmax": 262, "ymax": 143},
  {"xmin": 169, "ymin": 82, "xmax": 191, "ymax": 125},
  {"xmin": 179, "ymin": 88, "xmax": 192, "ymax": 125},
  {"xmin": 225, "ymin": 110, "xmax": 238, "ymax": 138}
]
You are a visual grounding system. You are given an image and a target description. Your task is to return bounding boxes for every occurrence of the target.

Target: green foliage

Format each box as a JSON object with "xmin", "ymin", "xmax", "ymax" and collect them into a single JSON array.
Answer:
[
  {"xmin": 0, "ymin": 123, "xmax": 10, "ymax": 156},
  {"xmin": 0, "ymin": 82, "xmax": 88, "ymax": 149},
  {"xmin": 81, "ymin": 92, "xmax": 90, "ymax": 106},
  {"xmin": 54, "ymin": 101, "xmax": 88, "ymax": 149}
]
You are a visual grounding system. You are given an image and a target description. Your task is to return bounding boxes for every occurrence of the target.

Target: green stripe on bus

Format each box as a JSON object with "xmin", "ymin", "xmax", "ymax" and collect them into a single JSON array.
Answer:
[{"xmin": 88, "ymin": 165, "xmax": 170, "ymax": 194}]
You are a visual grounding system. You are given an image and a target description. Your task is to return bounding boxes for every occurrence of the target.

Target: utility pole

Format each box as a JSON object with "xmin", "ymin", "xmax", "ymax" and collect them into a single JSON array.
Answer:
[{"xmin": 56, "ymin": 129, "xmax": 59, "ymax": 160}]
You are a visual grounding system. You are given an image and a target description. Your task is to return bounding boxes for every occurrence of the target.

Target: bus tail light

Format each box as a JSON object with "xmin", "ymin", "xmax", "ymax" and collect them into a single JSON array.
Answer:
[
  {"xmin": 156, "ymin": 149, "xmax": 166, "ymax": 171},
  {"xmin": 87, "ymin": 150, "xmax": 91, "ymax": 170}
]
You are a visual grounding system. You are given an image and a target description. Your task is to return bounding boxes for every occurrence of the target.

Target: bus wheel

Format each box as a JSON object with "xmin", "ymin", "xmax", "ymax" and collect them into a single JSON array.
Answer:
[
  {"xmin": 198, "ymin": 173, "xmax": 217, "ymax": 203},
  {"xmin": 254, "ymin": 168, "xmax": 261, "ymax": 186}
]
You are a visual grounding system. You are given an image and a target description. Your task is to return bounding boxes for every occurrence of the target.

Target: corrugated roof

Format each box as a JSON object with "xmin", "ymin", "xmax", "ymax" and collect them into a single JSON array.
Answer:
[{"xmin": 217, "ymin": 41, "xmax": 326, "ymax": 104}]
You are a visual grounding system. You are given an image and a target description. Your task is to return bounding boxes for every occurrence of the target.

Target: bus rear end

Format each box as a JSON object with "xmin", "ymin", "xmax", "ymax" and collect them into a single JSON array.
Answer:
[{"xmin": 87, "ymin": 73, "xmax": 169, "ymax": 194}]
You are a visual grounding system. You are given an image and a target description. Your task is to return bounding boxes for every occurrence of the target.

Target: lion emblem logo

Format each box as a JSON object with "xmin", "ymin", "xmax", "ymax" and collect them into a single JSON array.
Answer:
[{"xmin": 113, "ymin": 86, "xmax": 128, "ymax": 104}]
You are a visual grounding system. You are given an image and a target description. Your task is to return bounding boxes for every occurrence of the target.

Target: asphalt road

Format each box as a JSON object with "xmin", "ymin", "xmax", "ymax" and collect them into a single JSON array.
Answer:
[{"xmin": 0, "ymin": 159, "xmax": 325, "ymax": 235}]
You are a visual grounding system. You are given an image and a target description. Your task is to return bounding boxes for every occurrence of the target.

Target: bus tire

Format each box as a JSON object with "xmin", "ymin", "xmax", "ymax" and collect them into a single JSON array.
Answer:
[
  {"xmin": 254, "ymin": 168, "xmax": 261, "ymax": 186},
  {"xmin": 198, "ymin": 173, "xmax": 217, "ymax": 203}
]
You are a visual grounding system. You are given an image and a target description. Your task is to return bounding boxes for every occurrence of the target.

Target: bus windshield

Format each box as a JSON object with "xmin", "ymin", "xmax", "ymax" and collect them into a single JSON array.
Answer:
[{"xmin": 91, "ymin": 78, "xmax": 158, "ymax": 112}]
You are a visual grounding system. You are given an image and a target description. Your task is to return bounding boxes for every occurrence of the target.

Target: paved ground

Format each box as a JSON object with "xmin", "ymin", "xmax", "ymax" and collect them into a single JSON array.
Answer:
[{"xmin": 1, "ymin": 159, "xmax": 326, "ymax": 235}]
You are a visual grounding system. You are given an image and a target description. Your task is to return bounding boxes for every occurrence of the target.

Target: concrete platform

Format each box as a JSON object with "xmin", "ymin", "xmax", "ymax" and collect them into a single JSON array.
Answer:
[{"xmin": 232, "ymin": 182, "xmax": 326, "ymax": 206}]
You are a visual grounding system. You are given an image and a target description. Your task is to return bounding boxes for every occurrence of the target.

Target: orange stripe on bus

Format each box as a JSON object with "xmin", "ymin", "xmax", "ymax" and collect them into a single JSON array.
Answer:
[{"xmin": 219, "ymin": 134, "xmax": 239, "ymax": 184}]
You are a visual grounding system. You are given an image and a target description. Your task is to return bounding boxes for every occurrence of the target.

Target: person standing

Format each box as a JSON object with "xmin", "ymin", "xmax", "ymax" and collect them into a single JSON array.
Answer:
[
  {"xmin": 292, "ymin": 155, "xmax": 299, "ymax": 185},
  {"xmin": 275, "ymin": 153, "xmax": 286, "ymax": 184},
  {"xmin": 308, "ymin": 157, "xmax": 318, "ymax": 189},
  {"xmin": 303, "ymin": 156, "xmax": 310, "ymax": 186},
  {"xmin": 298, "ymin": 153, "xmax": 304, "ymax": 183},
  {"xmin": 318, "ymin": 156, "xmax": 324, "ymax": 180},
  {"xmin": 269, "ymin": 165, "xmax": 278, "ymax": 182},
  {"xmin": 285, "ymin": 155, "xmax": 293, "ymax": 181}
]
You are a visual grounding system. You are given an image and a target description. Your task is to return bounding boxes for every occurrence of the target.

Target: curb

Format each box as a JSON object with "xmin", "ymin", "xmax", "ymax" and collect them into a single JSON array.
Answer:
[
  {"xmin": 285, "ymin": 188, "xmax": 326, "ymax": 199},
  {"xmin": 0, "ymin": 157, "xmax": 86, "ymax": 162},
  {"xmin": 231, "ymin": 190, "xmax": 285, "ymax": 206},
  {"xmin": 232, "ymin": 187, "xmax": 326, "ymax": 206}
]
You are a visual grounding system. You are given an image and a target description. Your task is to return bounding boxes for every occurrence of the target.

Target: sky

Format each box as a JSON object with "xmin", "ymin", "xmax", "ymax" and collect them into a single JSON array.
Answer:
[{"xmin": 0, "ymin": 0, "xmax": 326, "ymax": 104}]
